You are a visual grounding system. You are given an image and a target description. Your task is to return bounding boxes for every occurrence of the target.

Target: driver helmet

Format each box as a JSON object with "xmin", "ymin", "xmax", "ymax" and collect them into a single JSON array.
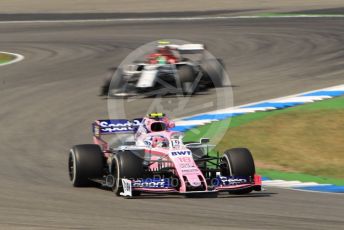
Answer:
[
  {"xmin": 156, "ymin": 55, "xmax": 167, "ymax": 64},
  {"xmin": 144, "ymin": 120, "xmax": 166, "ymax": 132},
  {"xmin": 144, "ymin": 113, "xmax": 175, "ymax": 132}
]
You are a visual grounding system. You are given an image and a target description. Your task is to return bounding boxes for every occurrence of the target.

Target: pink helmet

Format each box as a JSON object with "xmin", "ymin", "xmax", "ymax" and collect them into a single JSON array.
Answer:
[{"xmin": 144, "ymin": 113, "xmax": 175, "ymax": 132}]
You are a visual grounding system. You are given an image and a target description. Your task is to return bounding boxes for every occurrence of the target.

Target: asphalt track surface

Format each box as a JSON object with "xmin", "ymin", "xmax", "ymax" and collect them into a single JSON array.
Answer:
[
  {"xmin": 1, "ymin": 0, "xmax": 344, "ymax": 14},
  {"xmin": 1, "ymin": 17, "xmax": 344, "ymax": 230}
]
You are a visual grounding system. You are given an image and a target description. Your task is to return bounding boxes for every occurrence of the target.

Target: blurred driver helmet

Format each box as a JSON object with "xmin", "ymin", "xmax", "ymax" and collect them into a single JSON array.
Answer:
[
  {"xmin": 145, "ymin": 120, "xmax": 166, "ymax": 132},
  {"xmin": 157, "ymin": 55, "xmax": 167, "ymax": 64},
  {"xmin": 144, "ymin": 113, "xmax": 175, "ymax": 132}
]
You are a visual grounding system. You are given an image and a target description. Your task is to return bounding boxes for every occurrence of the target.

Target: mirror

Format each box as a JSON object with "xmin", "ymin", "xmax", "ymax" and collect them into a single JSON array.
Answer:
[{"xmin": 200, "ymin": 138, "xmax": 210, "ymax": 144}]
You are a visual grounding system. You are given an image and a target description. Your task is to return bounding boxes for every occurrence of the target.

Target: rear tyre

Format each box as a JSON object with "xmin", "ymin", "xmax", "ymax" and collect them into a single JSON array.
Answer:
[
  {"xmin": 108, "ymin": 68, "xmax": 127, "ymax": 97},
  {"xmin": 201, "ymin": 59, "xmax": 225, "ymax": 88},
  {"xmin": 221, "ymin": 148, "xmax": 255, "ymax": 194},
  {"xmin": 112, "ymin": 151, "xmax": 144, "ymax": 196},
  {"xmin": 177, "ymin": 65, "xmax": 196, "ymax": 95},
  {"xmin": 68, "ymin": 144, "xmax": 104, "ymax": 187}
]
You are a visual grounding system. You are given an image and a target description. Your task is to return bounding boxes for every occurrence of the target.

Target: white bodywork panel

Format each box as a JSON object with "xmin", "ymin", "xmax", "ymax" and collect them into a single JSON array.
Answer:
[
  {"xmin": 120, "ymin": 179, "xmax": 132, "ymax": 197},
  {"xmin": 136, "ymin": 69, "xmax": 158, "ymax": 88}
]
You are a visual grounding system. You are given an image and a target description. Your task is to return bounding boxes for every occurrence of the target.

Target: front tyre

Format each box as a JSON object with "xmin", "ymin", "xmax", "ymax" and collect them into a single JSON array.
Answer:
[
  {"xmin": 221, "ymin": 148, "xmax": 256, "ymax": 195},
  {"xmin": 112, "ymin": 151, "xmax": 144, "ymax": 196},
  {"xmin": 68, "ymin": 144, "xmax": 104, "ymax": 187}
]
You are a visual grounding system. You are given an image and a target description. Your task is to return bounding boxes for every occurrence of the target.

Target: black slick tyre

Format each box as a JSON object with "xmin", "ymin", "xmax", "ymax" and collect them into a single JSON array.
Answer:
[
  {"xmin": 112, "ymin": 151, "xmax": 144, "ymax": 196},
  {"xmin": 221, "ymin": 148, "xmax": 256, "ymax": 194},
  {"xmin": 177, "ymin": 65, "xmax": 196, "ymax": 95},
  {"xmin": 68, "ymin": 144, "xmax": 104, "ymax": 187},
  {"xmin": 201, "ymin": 59, "xmax": 224, "ymax": 88}
]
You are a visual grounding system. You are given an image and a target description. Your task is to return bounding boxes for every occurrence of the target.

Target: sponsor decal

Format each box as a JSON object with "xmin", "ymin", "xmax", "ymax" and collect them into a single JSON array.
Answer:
[
  {"xmin": 98, "ymin": 119, "xmax": 142, "ymax": 133},
  {"xmin": 143, "ymin": 136, "xmax": 153, "ymax": 147},
  {"xmin": 171, "ymin": 139, "xmax": 181, "ymax": 147},
  {"xmin": 132, "ymin": 178, "xmax": 171, "ymax": 188},
  {"xmin": 178, "ymin": 157, "xmax": 192, "ymax": 163},
  {"xmin": 170, "ymin": 150, "xmax": 192, "ymax": 157},
  {"xmin": 179, "ymin": 162, "xmax": 195, "ymax": 168},
  {"xmin": 213, "ymin": 176, "xmax": 248, "ymax": 186},
  {"xmin": 181, "ymin": 168, "xmax": 199, "ymax": 173}
]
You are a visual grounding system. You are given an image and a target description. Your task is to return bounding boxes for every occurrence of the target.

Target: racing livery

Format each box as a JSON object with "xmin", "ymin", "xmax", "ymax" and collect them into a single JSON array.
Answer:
[
  {"xmin": 101, "ymin": 42, "xmax": 226, "ymax": 97},
  {"xmin": 68, "ymin": 113, "xmax": 262, "ymax": 197}
]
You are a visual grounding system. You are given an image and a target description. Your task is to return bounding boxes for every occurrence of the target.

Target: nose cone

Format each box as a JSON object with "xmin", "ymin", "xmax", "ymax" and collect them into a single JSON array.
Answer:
[{"xmin": 185, "ymin": 174, "xmax": 202, "ymax": 187}]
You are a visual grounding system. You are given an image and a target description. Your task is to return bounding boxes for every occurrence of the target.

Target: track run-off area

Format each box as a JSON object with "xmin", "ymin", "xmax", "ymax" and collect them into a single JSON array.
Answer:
[
  {"xmin": 0, "ymin": 51, "xmax": 24, "ymax": 66},
  {"xmin": 0, "ymin": 12, "xmax": 344, "ymax": 230}
]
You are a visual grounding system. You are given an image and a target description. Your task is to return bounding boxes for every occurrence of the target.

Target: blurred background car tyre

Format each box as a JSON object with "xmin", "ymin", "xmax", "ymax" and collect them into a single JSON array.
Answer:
[{"xmin": 201, "ymin": 58, "xmax": 225, "ymax": 88}]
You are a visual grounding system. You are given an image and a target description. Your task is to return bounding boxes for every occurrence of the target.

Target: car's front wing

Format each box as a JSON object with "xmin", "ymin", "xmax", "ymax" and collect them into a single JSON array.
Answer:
[{"xmin": 120, "ymin": 175, "xmax": 262, "ymax": 197}]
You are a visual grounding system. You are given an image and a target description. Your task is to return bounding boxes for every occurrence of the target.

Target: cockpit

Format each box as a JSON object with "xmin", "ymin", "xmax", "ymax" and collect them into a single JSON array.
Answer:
[
  {"xmin": 143, "ymin": 132, "xmax": 184, "ymax": 149},
  {"xmin": 150, "ymin": 121, "xmax": 166, "ymax": 132}
]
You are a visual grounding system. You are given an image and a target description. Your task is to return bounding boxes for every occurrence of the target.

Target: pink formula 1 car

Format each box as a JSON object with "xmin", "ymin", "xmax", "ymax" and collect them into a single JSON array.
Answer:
[{"xmin": 68, "ymin": 113, "xmax": 262, "ymax": 197}]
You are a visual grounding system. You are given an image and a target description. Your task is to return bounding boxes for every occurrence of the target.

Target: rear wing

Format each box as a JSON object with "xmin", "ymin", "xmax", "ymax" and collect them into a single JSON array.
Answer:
[
  {"xmin": 177, "ymin": 44, "xmax": 204, "ymax": 52},
  {"xmin": 93, "ymin": 119, "xmax": 142, "ymax": 137},
  {"xmin": 158, "ymin": 43, "xmax": 204, "ymax": 54}
]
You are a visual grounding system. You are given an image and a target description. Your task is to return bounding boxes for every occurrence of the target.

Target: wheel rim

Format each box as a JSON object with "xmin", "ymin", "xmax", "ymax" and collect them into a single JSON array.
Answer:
[
  {"xmin": 112, "ymin": 159, "xmax": 119, "ymax": 191},
  {"xmin": 68, "ymin": 152, "xmax": 75, "ymax": 181},
  {"xmin": 221, "ymin": 155, "xmax": 232, "ymax": 176}
]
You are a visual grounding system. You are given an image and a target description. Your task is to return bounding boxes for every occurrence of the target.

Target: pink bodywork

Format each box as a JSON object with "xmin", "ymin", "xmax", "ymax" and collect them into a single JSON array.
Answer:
[
  {"xmin": 141, "ymin": 131, "xmax": 208, "ymax": 193},
  {"xmin": 92, "ymin": 118, "xmax": 262, "ymax": 194}
]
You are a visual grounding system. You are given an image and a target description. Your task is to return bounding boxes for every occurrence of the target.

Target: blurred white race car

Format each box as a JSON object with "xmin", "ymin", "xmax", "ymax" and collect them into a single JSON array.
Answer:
[{"xmin": 102, "ymin": 42, "xmax": 226, "ymax": 97}]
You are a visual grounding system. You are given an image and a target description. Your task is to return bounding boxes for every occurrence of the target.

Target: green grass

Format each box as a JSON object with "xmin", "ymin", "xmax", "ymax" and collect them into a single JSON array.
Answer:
[
  {"xmin": 184, "ymin": 96, "xmax": 344, "ymax": 142},
  {"xmin": 184, "ymin": 96, "xmax": 344, "ymax": 184},
  {"xmin": 0, "ymin": 53, "xmax": 15, "ymax": 64}
]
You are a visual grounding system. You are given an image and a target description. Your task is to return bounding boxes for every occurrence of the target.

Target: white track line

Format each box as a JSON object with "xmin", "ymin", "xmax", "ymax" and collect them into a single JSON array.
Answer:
[
  {"xmin": 0, "ymin": 51, "xmax": 24, "ymax": 66},
  {"xmin": 263, "ymin": 180, "xmax": 330, "ymax": 187},
  {"xmin": 0, "ymin": 14, "xmax": 343, "ymax": 24},
  {"xmin": 327, "ymin": 85, "xmax": 344, "ymax": 91},
  {"xmin": 270, "ymin": 96, "xmax": 331, "ymax": 103},
  {"xmin": 176, "ymin": 84, "xmax": 344, "ymax": 122},
  {"xmin": 175, "ymin": 120, "xmax": 217, "ymax": 126},
  {"xmin": 262, "ymin": 179, "xmax": 335, "ymax": 192}
]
